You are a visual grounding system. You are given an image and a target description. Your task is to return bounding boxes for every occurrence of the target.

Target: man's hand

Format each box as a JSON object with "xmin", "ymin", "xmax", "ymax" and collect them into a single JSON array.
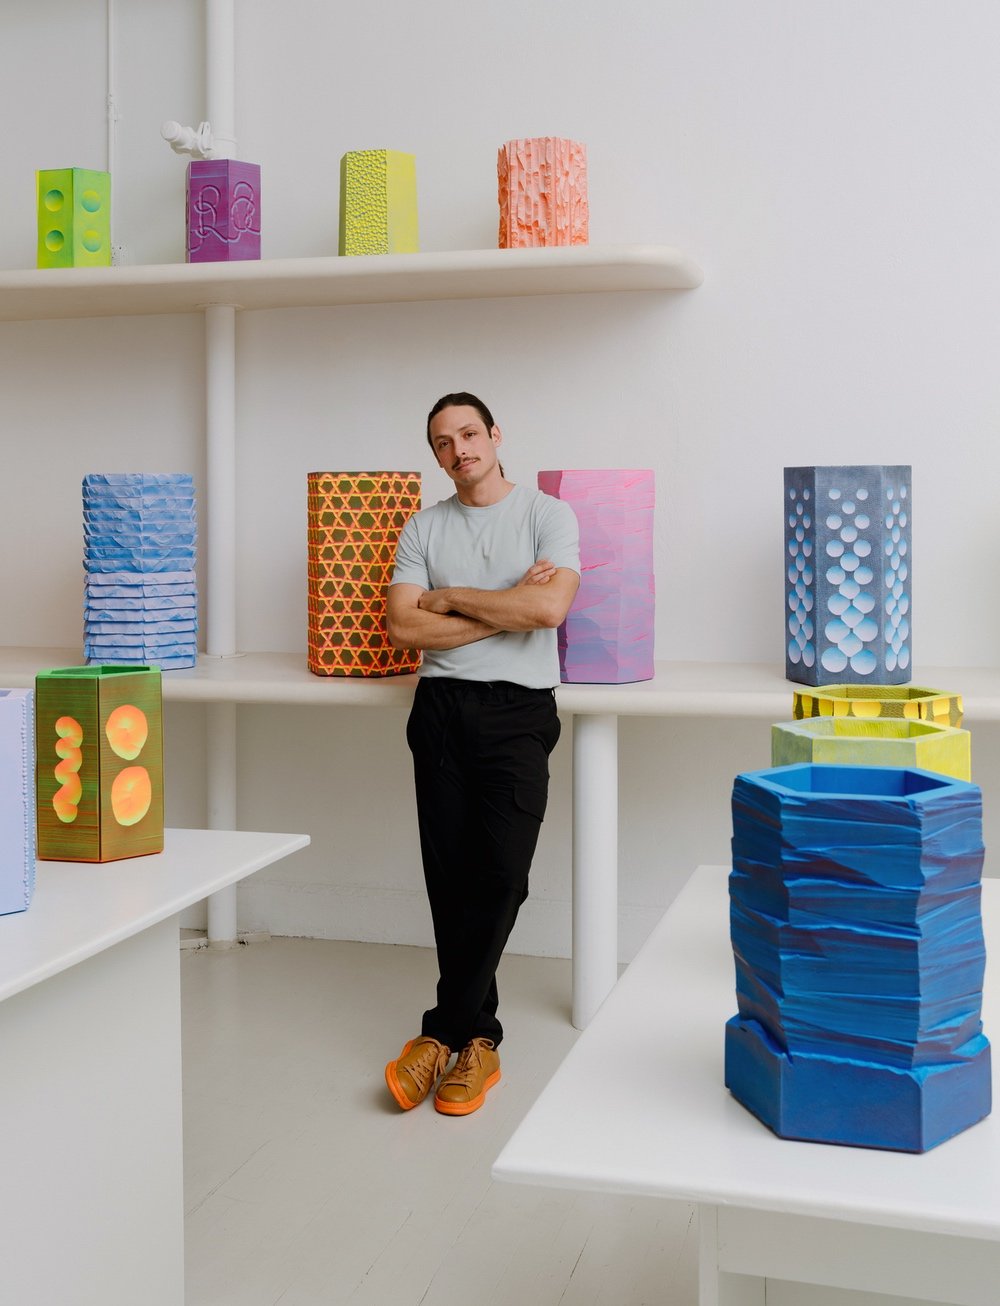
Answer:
[
  {"xmin": 517, "ymin": 559, "xmax": 557, "ymax": 587},
  {"xmin": 417, "ymin": 588, "xmax": 456, "ymax": 615}
]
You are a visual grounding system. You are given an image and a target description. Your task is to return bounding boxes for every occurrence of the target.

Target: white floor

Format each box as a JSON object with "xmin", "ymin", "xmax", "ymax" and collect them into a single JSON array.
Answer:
[{"xmin": 181, "ymin": 937, "xmax": 699, "ymax": 1306}]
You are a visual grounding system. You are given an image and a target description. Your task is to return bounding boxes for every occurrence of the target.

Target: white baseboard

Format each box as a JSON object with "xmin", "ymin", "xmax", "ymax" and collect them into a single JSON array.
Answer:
[{"xmin": 236, "ymin": 880, "xmax": 666, "ymax": 965}]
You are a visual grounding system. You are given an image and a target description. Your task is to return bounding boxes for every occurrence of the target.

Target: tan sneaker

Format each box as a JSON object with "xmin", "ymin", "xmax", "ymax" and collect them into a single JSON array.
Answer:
[
  {"xmin": 385, "ymin": 1036, "xmax": 451, "ymax": 1110},
  {"xmin": 434, "ymin": 1038, "xmax": 501, "ymax": 1116}
]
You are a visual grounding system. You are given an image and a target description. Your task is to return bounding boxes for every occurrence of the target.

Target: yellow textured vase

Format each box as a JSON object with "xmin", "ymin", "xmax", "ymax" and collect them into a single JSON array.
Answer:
[{"xmin": 339, "ymin": 150, "xmax": 418, "ymax": 255}]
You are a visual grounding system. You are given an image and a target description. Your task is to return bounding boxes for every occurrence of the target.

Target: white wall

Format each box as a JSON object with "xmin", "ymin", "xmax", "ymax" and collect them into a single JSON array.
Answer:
[{"xmin": 3, "ymin": 1, "xmax": 1000, "ymax": 957}]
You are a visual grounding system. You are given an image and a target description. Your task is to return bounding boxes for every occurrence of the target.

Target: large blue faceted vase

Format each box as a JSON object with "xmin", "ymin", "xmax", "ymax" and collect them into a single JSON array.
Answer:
[{"xmin": 726, "ymin": 763, "xmax": 991, "ymax": 1152}]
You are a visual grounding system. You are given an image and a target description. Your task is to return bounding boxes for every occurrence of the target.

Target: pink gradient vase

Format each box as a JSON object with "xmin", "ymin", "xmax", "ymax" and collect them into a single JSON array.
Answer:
[{"xmin": 538, "ymin": 469, "xmax": 654, "ymax": 683}]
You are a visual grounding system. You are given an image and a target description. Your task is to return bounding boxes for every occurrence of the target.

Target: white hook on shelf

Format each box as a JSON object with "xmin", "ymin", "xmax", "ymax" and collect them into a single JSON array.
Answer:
[{"xmin": 161, "ymin": 120, "xmax": 216, "ymax": 160}]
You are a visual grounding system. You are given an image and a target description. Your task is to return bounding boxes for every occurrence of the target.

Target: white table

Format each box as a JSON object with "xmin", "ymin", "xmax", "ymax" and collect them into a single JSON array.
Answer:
[
  {"xmin": 494, "ymin": 866, "xmax": 1000, "ymax": 1306},
  {"xmin": 0, "ymin": 826, "xmax": 309, "ymax": 1306}
]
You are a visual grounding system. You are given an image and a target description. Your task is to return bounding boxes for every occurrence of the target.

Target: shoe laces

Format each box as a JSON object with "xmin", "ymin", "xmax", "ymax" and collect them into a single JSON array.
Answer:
[
  {"xmin": 444, "ymin": 1038, "xmax": 495, "ymax": 1088},
  {"xmin": 407, "ymin": 1041, "xmax": 450, "ymax": 1093}
]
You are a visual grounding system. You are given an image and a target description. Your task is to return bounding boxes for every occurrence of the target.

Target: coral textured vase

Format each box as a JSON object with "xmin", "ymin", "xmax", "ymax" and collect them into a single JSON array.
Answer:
[
  {"xmin": 498, "ymin": 138, "xmax": 589, "ymax": 247},
  {"xmin": 785, "ymin": 465, "xmax": 911, "ymax": 686},
  {"xmin": 83, "ymin": 473, "xmax": 198, "ymax": 669},
  {"xmin": 35, "ymin": 665, "xmax": 164, "ymax": 863},
  {"xmin": 537, "ymin": 469, "xmax": 654, "ymax": 683},
  {"xmin": 307, "ymin": 472, "xmax": 421, "ymax": 676},
  {"xmin": 726, "ymin": 763, "xmax": 991, "ymax": 1152},
  {"xmin": 0, "ymin": 688, "xmax": 36, "ymax": 914}
]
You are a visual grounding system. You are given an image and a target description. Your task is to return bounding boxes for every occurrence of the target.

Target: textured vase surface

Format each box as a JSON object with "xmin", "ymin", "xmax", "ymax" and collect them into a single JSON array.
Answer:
[
  {"xmin": 792, "ymin": 683, "xmax": 962, "ymax": 727},
  {"xmin": 726, "ymin": 762, "xmax": 991, "ymax": 1151},
  {"xmin": 339, "ymin": 150, "xmax": 418, "ymax": 255},
  {"xmin": 35, "ymin": 665, "xmax": 164, "ymax": 863},
  {"xmin": 772, "ymin": 717, "xmax": 971, "ymax": 782},
  {"xmin": 785, "ymin": 465, "xmax": 911, "ymax": 686},
  {"xmin": 0, "ymin": 689, "xmax": 36, "ymax": 913},
  {"xmin": 187, "ymin": 159, "xmax": 261, "ymax": 262},
  {"xmin": 538, "ymin": 468, "xmax": 654, "ymax": 683},
  {"xmin": 83, "ymin": 473, "xmax": 197, "ymax": 669},
  {"xmin": 37, "ymin": 168, "xmax": 111, "ymax": 268},
  {"xmin": 498, "ymin": 137, "xmax": 589, "ymax": 248},
  {"xmin": 307, "ymin": 472, "xmax": 421, "ymax": 676}
]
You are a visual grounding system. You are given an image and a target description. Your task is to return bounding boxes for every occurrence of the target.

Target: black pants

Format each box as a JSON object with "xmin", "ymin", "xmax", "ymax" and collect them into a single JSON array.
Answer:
[{"xmin": 406, "ymin": 676, "xmax": 561, "ymax": 1049}]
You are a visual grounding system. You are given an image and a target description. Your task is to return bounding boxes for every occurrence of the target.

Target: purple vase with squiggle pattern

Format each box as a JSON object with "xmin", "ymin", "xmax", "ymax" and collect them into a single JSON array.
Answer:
[{"xmin": 186, "ymin": 159, "xmax": 261, "ymax": 262}]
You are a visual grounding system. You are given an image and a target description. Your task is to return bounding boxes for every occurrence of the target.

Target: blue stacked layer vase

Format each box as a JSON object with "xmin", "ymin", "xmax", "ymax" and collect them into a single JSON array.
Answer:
[
  {"xmin": 83, "ymin": 474, "xmax": 198, "ymax": 669},
  {"xmin": 726, "ymin": 763, "xmax": 991, "ymax": 1152}
]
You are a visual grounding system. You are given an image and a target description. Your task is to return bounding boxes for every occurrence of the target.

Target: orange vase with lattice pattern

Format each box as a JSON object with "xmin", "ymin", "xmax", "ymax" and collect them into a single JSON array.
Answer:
[{"xmin": 307, "ymin": 472, "xmax": 421, "ymax": 676}]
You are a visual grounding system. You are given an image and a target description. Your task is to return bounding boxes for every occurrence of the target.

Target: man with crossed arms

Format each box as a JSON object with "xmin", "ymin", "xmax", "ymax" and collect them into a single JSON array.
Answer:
[{"xmin": 385, "ymin": 392, "xmax": 580, "ymax": 1116}]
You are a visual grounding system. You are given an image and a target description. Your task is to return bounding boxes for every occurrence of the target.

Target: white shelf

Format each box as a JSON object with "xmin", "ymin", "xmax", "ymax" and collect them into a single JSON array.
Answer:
[
  {"xmin": 2, "ymin": 648, "xmax": 995, "ymax": 720},
  {"xmin": 0, "ymin": 244, "xmax": 703, "ymax": 322}
]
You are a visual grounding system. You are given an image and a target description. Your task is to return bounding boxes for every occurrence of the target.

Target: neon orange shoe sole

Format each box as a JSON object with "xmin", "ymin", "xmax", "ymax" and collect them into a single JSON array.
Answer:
[
  {"xmin": 385, "ymin": 1039, "xmax": 419, "ymax": 1110},
  {"xmin": 434, "ymin": 1068, "xmax": 502, "ymax": 1116}
]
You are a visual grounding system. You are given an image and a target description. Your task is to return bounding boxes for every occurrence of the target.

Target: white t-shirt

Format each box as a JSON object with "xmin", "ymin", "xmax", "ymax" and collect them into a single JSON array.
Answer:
[{"xmin": 390, "ymin": 484, "xmax": 580, "ymax": 688}]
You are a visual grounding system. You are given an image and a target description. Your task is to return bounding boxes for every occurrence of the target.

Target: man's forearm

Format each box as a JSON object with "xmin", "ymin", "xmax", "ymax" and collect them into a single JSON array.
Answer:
[
  {"xmin": 425, "ymin": 584, "xmax": 562, "ymax": 632},
  {"xmin": 387, "ymin": 607, "xmax": 498, "ymax": 651}
]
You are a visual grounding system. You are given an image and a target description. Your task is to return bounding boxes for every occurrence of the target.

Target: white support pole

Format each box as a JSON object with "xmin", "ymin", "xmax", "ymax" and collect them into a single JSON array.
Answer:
[
  {"xmin": 202, "ymin": 1, "xmax": 239, "ymax": 946},
  {"xmin": 204, "ymin": 304, "xmax": 238, "ymax": 946},
  {"xmin": 204, "ymin": 305, "xmax": 237, "ymax": 659},
  {"xmin": 206, "ymin": 702, "xmax": 238, "ymax": 946},
  {"xmin": 206, "ymin": 0, "xmax": 236, "ymax": 158},
  {"xmin": 571, "ymin": 712, "xmax": 619, "ymax": 1028}
]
